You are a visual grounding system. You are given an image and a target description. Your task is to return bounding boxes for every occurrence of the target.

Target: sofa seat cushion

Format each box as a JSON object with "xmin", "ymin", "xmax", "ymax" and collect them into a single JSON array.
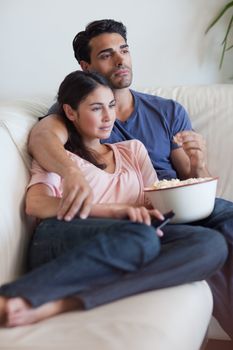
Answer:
[{"xmin": 0, "ymin": 282, "xmax": 212, "ymax": 350}]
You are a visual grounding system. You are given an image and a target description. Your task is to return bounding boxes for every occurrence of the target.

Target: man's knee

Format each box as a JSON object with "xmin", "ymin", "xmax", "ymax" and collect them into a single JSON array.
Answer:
[
  {"xmin": 210, "ymin": 198, "xmax": 233, "ymax": 223},
  {"xmin": 196, "ymin": 229, "xmax": 228, "ymax": 270}
]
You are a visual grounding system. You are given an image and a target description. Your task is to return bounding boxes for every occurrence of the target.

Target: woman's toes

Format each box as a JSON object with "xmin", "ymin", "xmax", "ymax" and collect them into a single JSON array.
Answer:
[{"xmin": 6, "ymin": 297, "xmax": 31, "ymax": 315}]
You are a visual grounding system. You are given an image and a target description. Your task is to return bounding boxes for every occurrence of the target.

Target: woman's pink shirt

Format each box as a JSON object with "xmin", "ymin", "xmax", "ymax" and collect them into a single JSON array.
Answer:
[{"xmin": 28, "ymin": 140, "xmax": 158, "ymax": 206}]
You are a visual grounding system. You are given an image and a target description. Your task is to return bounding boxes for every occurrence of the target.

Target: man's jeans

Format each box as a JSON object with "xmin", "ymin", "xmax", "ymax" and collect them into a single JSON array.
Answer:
[
  {"xmin": 0, "ymin": 214, "xmax": 226, "ymax": 313},
  {"xmin": 200, "ymin": 197, "xmax": 233, "ymax": 340}
]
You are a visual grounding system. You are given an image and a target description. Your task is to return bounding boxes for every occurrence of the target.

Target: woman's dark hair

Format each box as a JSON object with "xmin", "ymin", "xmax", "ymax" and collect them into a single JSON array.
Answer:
[
  {"xmin": 73, "ymin": 19, "xmax": 127, "ymax": 63},
  {"xmin": 57, "ymin": 70, "xmax": 113, "ymax": 169}
]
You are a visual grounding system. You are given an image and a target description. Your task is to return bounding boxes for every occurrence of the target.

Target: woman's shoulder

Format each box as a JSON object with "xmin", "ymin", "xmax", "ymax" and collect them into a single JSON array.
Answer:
[
  {"xmin": 66, "ymin": 150, "xmax": 89, "ymax": 167},
  {"xmin": 111, "ymin": 139, "xmax": 147, "ymax": 155}
]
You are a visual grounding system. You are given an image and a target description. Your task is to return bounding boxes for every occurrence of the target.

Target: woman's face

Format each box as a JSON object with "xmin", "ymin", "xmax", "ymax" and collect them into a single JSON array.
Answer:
[{"xmin": 73, "ymin": 85, "xmax": 116, "ymax": 142}]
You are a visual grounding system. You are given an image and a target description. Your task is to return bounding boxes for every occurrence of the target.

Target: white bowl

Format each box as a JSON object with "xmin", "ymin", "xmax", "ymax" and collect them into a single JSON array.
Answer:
[{"xmin": 144, "ymin": 177, "xmax": 218, "ymax": 224}]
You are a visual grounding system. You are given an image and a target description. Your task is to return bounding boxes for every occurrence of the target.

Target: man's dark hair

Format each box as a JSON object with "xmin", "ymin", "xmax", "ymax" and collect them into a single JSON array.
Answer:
[{"xmin": 72, "ymin": 19, "xmax": 127, "ymax": 64}]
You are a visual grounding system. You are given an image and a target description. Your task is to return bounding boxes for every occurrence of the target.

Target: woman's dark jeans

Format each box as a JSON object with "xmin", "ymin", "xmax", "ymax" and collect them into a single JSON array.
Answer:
[
  {"xmin": 0, "ymin": 213, "xmax": 227, "ymax": 315},
  {"xmin": 0, "ymin": 218, "xmax": 160, "ymax": 306}
]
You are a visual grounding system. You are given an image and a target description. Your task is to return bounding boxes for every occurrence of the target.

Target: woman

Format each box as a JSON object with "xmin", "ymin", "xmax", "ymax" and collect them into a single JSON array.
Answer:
[{"xmin": 0, "ymin": 71, "xmax": 164, "ymax": 326}]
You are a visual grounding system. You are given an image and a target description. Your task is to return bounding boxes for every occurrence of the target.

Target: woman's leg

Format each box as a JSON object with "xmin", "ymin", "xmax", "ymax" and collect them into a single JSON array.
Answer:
[
  {"xmin": 76, "ymin": 224, "xmax": 227, "ymax": 310},
  {"xmin": 0, "ymin": 215, "xmax": 227, "ymax": 327},
  {"xmin": 28, "ymin": 217, "xmax": 158, "ymax": 270},
  {"xmin": 0, "ymin": 218, "xmax": 159, "ymax": 325}
]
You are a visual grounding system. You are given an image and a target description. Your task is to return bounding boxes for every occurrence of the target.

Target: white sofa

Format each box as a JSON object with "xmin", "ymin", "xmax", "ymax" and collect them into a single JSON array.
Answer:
[{"xmin": 0, "ymin": 84, "xmax": 232, "ymax": 349}]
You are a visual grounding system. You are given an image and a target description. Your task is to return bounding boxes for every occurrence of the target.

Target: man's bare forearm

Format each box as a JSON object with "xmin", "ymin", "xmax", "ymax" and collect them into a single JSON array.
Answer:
[
  {"xmin": 28, "ymin": 114, "xmax": 73, "ymax": 176},
  {"xmin": 29, "ymin": 130, "xmax": 76, "ymax": 175},
  {"xmin": 28, "ymin": 114, "xmax": 93, "ymax": 219}
]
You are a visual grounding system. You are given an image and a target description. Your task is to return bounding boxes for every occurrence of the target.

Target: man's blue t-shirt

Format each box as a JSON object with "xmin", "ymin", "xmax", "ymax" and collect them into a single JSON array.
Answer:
[
  {"xmin": 48, "ymin": 90, "xmax": 192, "ymax": 180},
  {"xmin": 101, "ymin": 90, "xmax": 191, "ymax": 179}
]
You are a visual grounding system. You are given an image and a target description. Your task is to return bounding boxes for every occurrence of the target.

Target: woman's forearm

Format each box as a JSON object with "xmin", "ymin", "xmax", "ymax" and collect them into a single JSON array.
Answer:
[
  {"xmin": 25, "ymin": 194, "xmax": 61, "ymax": 219},
  {"xmin": 26, "ymin": 198, "xmax": 126, "ymax": 220},
  {"xmin": 89, "ymin": 203, "xmax": 133, "ymax": 218}
]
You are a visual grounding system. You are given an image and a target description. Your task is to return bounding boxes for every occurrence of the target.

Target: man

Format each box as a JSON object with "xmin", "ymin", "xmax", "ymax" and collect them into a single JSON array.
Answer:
[{"xmin": 28, "ymin": 20, "xmax": 233, "ymax": 338}]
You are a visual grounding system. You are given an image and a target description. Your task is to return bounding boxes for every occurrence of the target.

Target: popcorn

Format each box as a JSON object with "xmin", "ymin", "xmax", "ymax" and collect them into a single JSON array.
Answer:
[{"xmin": 152, "ymin": 177, "xmax": 213, "ymax": 190}]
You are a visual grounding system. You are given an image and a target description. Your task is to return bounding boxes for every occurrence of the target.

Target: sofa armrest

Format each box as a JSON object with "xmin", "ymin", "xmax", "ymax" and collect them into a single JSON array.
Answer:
[
  {"xmin": 0, "ymin": 98, "xmax": 51, "ymax": 283},
  {"xmin": 0, "ymin": 126, "xmax": 34, "ymax": 283}
]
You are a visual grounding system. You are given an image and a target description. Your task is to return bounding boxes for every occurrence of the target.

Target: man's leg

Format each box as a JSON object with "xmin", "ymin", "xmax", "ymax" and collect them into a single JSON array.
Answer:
[
  {"xmin": 0, "ymin": 218, "xmax": 160, "ymax": 307},
  {"xmin": 77, "ymin": 223, "xmax": 227, "ymax": 310},
  {"xmin": 199, "ymin": 198, "xmax": 233, "ymax": 339}
]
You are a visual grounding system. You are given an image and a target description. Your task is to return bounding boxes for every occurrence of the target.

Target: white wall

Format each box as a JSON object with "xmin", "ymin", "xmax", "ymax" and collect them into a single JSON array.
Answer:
[{"xmin": 0, "ymin": 0, "xmax": 232, "ymax": 99}]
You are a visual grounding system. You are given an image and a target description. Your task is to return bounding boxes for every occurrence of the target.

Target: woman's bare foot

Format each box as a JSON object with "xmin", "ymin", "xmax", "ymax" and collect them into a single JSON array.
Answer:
[
  {"xmin": 5, "ymin": 297, "xmax": 83, "ymax": 327},
  {"xmin": 0, "ymin": 296, "xmax": 8, "ymax": 324}
]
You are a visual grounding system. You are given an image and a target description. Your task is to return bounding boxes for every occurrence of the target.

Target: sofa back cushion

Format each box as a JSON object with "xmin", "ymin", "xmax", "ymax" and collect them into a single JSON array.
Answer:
[{"xmin": 143, "ymin": 85, "xmax": 233, "ymax": 202}]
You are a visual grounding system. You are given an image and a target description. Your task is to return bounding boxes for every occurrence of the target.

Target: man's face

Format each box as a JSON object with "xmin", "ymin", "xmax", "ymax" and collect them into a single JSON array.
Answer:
[{"xmin": 82, "ymin": 33, "xmax": 133, "ymax": 89}]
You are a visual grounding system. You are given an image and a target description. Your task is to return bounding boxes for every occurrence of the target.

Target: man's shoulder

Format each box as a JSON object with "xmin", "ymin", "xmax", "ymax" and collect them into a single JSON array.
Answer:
[
  {"xmin": 131, "ymin": 89, "xmax": 187, "ymax": 122},
  {"xmin": 132, "ymin": 89, "xmax": 171, "ymax": 103},
  {"xmin": 38, "ymin": 101, "xmax": 60, "ymax": 120},
  {"xmin": 47, "ymin": 101, "xmax": 60, "ymax": 116},
  {"xmin": 131, "ymin": 89, "xmax": 183, "ymax": 109}
]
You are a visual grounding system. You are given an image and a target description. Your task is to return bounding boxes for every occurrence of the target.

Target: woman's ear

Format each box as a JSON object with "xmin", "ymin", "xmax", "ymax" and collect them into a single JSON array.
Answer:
[{"xmin": 63, "ymin": 104, "xmax": 77, "ymax": 121}]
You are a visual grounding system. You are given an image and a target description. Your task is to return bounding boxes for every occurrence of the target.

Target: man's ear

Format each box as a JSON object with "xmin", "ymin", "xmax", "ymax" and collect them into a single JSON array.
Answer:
[
  {"xmin": 63, "ymin": 104, "xmax": 77, "ymax": 121},
  {"xmin": 80, "ymin": 60, "xmax": 90, "ymax": 72}
]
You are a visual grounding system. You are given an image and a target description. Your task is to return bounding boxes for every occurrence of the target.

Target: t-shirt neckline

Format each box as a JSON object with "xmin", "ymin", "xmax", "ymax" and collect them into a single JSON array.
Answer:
[
  {"xmin": 104, "ymin": 143, "xmax": 121, "ymax": 176},
  {"xmin": 117, "ymin": 90, "xmax": 138, "ymax": 126}
]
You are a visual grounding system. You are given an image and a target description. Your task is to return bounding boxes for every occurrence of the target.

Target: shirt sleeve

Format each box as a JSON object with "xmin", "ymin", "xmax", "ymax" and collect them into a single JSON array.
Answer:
[
  {"xmin": 38, "ymin": 101, "xmax": 61, "ymax": 121},
  {"xmin": 27, "ymin": 160, "xmax": 62, "ymax": 197},
  {"xmin": 134, "ymin": 140, "xmax": 158, "ymax": 188},
  {"xmin": 47, "ymin": 102, "xmax": 60, "ymax": 115},
  {"xmin": 171, "ymin": 101, "xmax": 192, "ymax": 150}
]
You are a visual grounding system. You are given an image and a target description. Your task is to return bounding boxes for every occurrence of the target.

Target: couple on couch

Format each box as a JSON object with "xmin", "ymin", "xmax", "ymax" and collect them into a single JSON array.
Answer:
[{"xmin": 0, "ymin": 19, "xmax": 232, "ymax": 340}]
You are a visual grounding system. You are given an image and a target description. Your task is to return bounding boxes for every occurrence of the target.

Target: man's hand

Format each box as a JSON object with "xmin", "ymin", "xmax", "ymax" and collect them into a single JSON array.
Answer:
[
  {"xmin": 174, "ymin": 131, "xmax": 210, "ymax": 177},
  {"xmin": 57, "ymin": 167, "xmax": 93, "ymax": 221},
  {"xmin": 27, "ymin": 114, "xmax": 93, "ymax": 220}
]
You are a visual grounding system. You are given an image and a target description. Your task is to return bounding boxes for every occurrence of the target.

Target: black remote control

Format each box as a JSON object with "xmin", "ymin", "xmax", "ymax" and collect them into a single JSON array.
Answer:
[{"xmin": 151, "ymin": 210, "xmax": 175, "ymax": 229}]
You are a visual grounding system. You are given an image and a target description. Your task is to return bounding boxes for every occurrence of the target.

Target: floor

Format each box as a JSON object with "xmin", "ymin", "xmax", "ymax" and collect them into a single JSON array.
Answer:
[{"xmin": 205, "ymin": 340, "xmax": 233, "ymax": 350}]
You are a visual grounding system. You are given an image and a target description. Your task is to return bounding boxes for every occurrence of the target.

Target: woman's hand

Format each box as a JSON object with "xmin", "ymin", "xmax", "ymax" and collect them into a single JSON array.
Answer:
[
  {"xmin": 111, "ymin": 206, "xmax": 165, "ymax": 237},
  {"xmin": 90, "ymin": 204, "xmax": 165, "ymax": 236}
]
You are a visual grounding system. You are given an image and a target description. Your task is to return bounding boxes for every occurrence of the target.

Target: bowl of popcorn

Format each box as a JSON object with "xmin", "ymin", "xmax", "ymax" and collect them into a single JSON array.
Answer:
[{"xmin": 144, "ymin": 177, "xmax": 218, "ymax": 224}]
